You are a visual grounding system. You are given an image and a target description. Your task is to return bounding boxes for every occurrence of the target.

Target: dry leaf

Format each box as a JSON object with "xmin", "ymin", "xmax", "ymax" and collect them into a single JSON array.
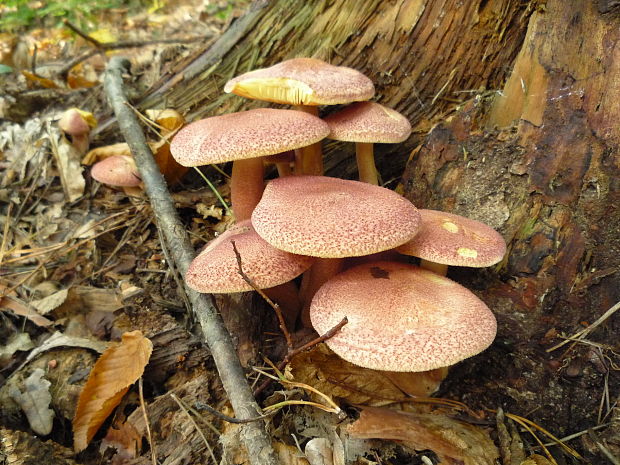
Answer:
[
  {"xmin": 287, "ymin": 344, "xmax": 444, "ymax": 406},
  {"xmin": 347, "ymin": 406, "xmax": 499, "ymax": 465},
  {"xmin": 21, "ymin": 70, "xmax": 58, "ymax": 88},
  {"xmin": 73, "ymin": 330, "xmax": 153, "ymax": 452},
  {"xmin": 9, "ymin": 368, "xmax": 55, "ymax": 435},
  {"xmin": 55, "ymin": 286, "xmax": 124, "ymax": 317},
  {"xmin": 23, "ymin": 331, "xmax": 109, "ymax": 367},
  {"xmin": 274, "ymin": 442, "xmax": 310, "ymax": 465},
  {"xmin": 1, "ymin": 295, "xmax": 54, "ymax": 326},
  {"xmin": 304, "ymin": 438, "xmax": 334, "ymax": 465},
  {"xmin": 0, "ymin": 332, "xmax": 34, "ymax": 366},
  {"xmin": 50, "ymin": 131, "xmax": 85, "ymax": 202},
  {"xmin": 31, "ymin": 289, "xmax": 69, "ymax": 315},
  {"xmin": 82, "ymin": 142, "xmax": 131, "ymax": 165}
]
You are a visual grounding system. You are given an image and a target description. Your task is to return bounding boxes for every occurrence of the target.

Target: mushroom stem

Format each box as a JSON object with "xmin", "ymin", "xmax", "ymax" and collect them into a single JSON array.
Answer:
[
  {"xmin": 355, "ymin": 142, "xmax": 379, "ymax": 185},
  {"xmin": 72, "ymin": 134, "xmax": 90, "ymax": 155},
  {"xmin": 419, "ymin": 259, "xmax": 448, "ymax": 276},
  {"xmin": 293, "ymin": 105, "xmax": 323, "ymax": 175},
  {"xmin": 275, "ymin": 162, "xmax": 293, "ymax": 177},
  {"xmin": 231, "ymin": 157, "xmax": 265, "ymax": 222},
  {"xmin": 263, "ymin": 281, "xmax": 302, "ymax": 330},
  {"xmin": 300, "ymin": 258, "xmax": 344, "ymax": 327}
]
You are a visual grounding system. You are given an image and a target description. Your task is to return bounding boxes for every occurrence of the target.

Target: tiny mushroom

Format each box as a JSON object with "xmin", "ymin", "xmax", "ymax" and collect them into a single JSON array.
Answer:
[
  {"xmin": 396, "ymin": 209, "xmax": 507, "ymax": 275},
  {"xmin": 310, "ymin": 261, "xmax": 497, "ymax": 372},
  {"xmin": 58, "ymin": 108, "xmax": 96, "ymax": 154},
  {"xmin": 170, "ymin": 108, "xmax": 330, "ymax": 221},
  {"xmin": 224, "ymin": 58, "xmax": 375, "ymax": 175},
  {"xmin": 91, "ymin": 155, "xmax": 141, "ymax": 187},
  {"xmin": 324, "ymin": 101, "xmax": 412, "ymax": 185}
]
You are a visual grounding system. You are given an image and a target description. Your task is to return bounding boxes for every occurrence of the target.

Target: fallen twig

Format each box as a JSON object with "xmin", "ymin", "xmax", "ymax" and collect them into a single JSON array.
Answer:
[
  {"xmin": 104, "ymin": 56, "xmax": 280, "ymax": 465},
  {"xmin": 546, "ymin": 301, "xmax": 620, "ymax": 354}
]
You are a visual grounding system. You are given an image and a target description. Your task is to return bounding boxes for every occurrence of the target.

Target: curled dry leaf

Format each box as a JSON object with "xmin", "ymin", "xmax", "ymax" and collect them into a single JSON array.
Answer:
[
  {"xmin": 31, "ymin": 289, "xmax": 69, "ymax": 315},
  {"xmin": 73, "ymin": 330, "xmax": 153, "ymax": 452},
  {"xmin": 50, "ymin": 131, "xmax": 85, "ymax": 202},
  {"xmin": 347, "ymin": 406, "xmax": 499, "ymax": 465},
  {"xmin": 9, "ymin": 368, "xmax": 55, "ymax": 435},
  {"xmin": 287, "ymin": 344, "xmax": 445, "ymax": 406}
]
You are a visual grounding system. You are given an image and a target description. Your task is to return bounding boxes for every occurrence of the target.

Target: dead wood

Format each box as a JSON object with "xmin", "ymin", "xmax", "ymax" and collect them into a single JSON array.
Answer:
[{"xmin": 103, "ymin": 56, "xmax": 280, "ymax": 465}]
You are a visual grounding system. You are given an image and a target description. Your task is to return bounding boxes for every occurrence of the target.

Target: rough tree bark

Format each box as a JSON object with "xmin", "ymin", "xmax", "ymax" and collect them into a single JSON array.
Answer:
[{"xmin": 138, "ymin": 0, "xmax": 619, "ymax": 461}]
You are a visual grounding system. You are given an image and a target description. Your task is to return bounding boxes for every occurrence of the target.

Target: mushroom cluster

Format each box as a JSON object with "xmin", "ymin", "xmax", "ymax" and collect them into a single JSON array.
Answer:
[{"xmin": 170, "ymin": 58, "xmax": 506, "ymax": 375}]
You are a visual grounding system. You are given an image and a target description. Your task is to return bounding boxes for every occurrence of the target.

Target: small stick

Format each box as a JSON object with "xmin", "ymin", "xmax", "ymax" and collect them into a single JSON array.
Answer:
[
  {"xmin": 231, "ymin": 240, "xmax": 293, "ymax": 350},
  {"xmin": 138, "ymin": 378, "xmax": 157, "ymax": 465},
  {"xmin": 104, "ymin": 56, "xmax": 279, "ymax": 465},
  {"xmin": 253, "ymin": 316, "xmax": 348, "ymax": 396}
]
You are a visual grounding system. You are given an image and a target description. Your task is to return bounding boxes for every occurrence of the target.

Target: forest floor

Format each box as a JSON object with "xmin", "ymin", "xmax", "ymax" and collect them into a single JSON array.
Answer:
[{"xmin": 0, "ymin": 2, "xmax": 618, "ymax": 465}]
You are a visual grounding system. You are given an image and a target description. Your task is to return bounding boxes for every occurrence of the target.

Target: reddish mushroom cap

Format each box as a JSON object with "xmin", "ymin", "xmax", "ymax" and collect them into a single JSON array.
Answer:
[
  {"xmin": 224, "ymin": 58, "xmax": 375, "ymax": 106},
  {"xmin": 185, "ymin": 220, "xmax": 314, "ymax": 293},
  {"xmin": 91, "ymin": 155, "xmax": 142, "ymax": 187},
  {"xmin": 251, "ymin": 176, "xmax": 421, "ymax": 258},
  {"xmin": 396, "ymin": 209, "xmax": 507, "ymax": 267},
  {"xmin": 310, "ymin": 261, "xmax": 497, "ymax": 372},
  {"xmin": 170, "ymin": 108, "xmax": 329, "ymax": 166},
  {"xmin": 58, "ymin": 108, "xmax": 91, "ymax": 136},
  {"xmin": 324, "ymin": 101, "xmax": 412, "ymax": 143}
]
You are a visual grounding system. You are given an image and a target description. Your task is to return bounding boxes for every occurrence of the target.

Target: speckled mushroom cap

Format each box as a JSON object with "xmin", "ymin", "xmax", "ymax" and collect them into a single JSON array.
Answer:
[
  {"xmin": 91, "ymin": 155, "xmax": 142, "ymax": 187},
  {"xmin": 170, "ymin": 108, "xmax": 329, "ymax": 166},
  {"xmin": 324, "ymin": 102, "xmax": 412, "ymax": 143},
  {"xmin": 224, "ymin": 58, "xmax": 375, "ymax": 106},
  {"xmin": 251, "ymin": 176, "xmax": 421, "ymax": 258},
  {"xmin": 396, "ymin": 209, "xmax": 506, "ymax": 267},
  {"xmin": 185, "ymin": 220, "xmax": 314, "ymax": 293},
  {"xmin": 310, "ymin": 261, "xmax": 497, "ymax": 372}
]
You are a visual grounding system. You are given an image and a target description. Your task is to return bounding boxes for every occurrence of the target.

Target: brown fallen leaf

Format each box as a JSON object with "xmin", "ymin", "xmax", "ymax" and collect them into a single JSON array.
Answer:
[
  {"xmin": 73, "ymin": 330, "xmax": 152, "ymax": 452},
  {"xmin": 347, "ymin": 406, "xmax": 499, "ymax": 465},
  {"xmin": 287, "ymin": 343, "xmax": 445, "ymax": 406}
]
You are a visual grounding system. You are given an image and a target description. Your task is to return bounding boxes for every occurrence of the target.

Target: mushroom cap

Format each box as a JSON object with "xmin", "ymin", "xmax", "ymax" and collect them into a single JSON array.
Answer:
[
  {"xmin": 170, "ymin": 108, "xmax": 330, "ymax": 166},
  {"xmin": 224, "ymin": 58, "xmax": 375, "ymax": 106},
  {"xmin": 396, "ymin": 209, "xmax": 507, "ymax": 267},
  {"xmin": 185, "ymin": 220, "xmax": 314, "ymax": 293},
  {"xmin": 91, "ymin": 155, "xmax": 142, "ymax": 187},
  {"xmin": 58, "ymin": 108, "xmax": 91, "ymax": 136},
  {"xmin": 251, "ymin": 176, "xmax": 421, "ymax": 258},
  {"xmin": 310, "ymin": 261, "xmax": 497, "ymax": 372},
  {"xmin": 324, "ymin": 102, "xmax": 412, "ymax": 143}
]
